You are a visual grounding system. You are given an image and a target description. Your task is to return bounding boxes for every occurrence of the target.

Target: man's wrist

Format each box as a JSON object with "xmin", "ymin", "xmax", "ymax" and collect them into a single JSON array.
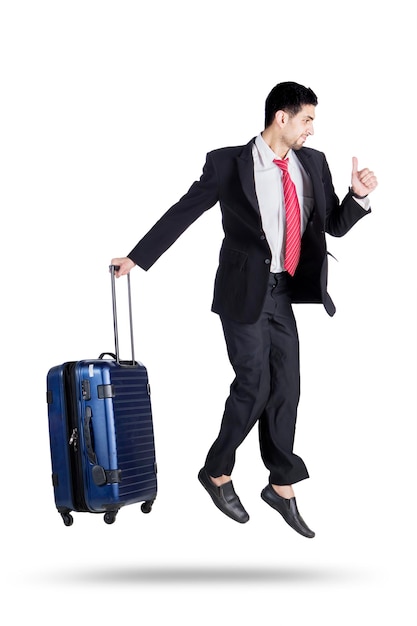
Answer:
[{"xmin": 349, "ymin": 186, "xmax": 368, "ymax": 199}]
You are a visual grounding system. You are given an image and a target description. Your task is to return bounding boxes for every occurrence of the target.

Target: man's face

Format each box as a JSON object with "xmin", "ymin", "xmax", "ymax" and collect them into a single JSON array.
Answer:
[{"xmin": 282, "ymin": 104, "xmax": 315, "ymax": 151}]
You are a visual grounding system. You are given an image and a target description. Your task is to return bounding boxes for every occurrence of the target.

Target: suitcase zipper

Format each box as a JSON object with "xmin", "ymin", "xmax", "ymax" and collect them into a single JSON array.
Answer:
[
  {"xmin": 64, "ymin": 363, "xmax": 89, "ymax": 512},
  {"xmin": 69, "ymin": 428, "xmax": 78, "ymax": 451}
]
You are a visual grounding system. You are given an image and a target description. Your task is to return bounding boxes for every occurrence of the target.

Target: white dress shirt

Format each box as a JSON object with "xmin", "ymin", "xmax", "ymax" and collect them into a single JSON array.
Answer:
[{"xmin": 253, "ymin": 134, "xmax": 314, "ymax": 272}]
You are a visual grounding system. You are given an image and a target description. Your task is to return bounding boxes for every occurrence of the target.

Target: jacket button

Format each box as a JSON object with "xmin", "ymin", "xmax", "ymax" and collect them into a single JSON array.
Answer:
[
  {"xmin": 260, "ymin": 234, "xmax": 266, "ymax": 240},
  {"xmin": 264, "ymin": 259, "xmax": 271, "ymax": 265}
]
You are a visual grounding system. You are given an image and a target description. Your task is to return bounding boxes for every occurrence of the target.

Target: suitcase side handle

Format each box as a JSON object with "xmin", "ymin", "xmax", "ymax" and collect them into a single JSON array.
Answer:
[
  {"xmin": 109, "ymin": 265, "xmax": 135, "ymax": 365},
  {"xmin": 84, "ymin": 406, "xmax": 97, "ymax": 465}
]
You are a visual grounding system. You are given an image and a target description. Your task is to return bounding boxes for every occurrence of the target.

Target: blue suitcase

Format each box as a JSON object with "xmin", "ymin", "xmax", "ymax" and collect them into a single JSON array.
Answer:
[{"xmin": 46, "ymin": 266, "xmax": 157, "ymax": 526}]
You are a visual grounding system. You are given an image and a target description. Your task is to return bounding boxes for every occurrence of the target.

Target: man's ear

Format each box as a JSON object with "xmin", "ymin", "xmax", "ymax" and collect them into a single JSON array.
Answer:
[{"xmin": 274, "ymin": 110, "xmax": 288, "ymax": 127}]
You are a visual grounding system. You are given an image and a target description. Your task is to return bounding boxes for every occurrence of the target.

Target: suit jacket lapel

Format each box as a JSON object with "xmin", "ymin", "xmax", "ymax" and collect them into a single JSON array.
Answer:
[
  {"xmin": 294, "ymin": 149, "xmax": 326, "ymax": 221},
  {"xmin": 236, "ymin": 142, "xmax": 326, "ymax": 222},
  {"xmin": 237, "ymin": 138, "xmax": 260, "ymax": 215}
]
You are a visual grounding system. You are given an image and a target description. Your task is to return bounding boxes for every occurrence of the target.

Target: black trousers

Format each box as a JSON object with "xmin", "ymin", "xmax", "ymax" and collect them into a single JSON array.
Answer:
[{"xmin": 204, "ymin": 272, "xmax": 309, "ymax": 485}]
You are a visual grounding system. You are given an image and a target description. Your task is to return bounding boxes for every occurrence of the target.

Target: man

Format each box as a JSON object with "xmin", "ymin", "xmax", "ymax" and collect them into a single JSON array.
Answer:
[{"xmin": 111, "ymin": 81, "xmax": 377, "ymax": 538}]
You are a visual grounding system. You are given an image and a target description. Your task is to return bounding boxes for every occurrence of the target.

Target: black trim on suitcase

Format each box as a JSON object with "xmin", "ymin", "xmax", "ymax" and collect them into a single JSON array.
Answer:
[
  {"xmin": 63, "ymin": 362, "xmax": 89, "ymax": 512},
  {"xmin": 97, "ymin": 384, "xmax": 115, "ymax": 399},
  {"xmin": 92, "ymin": 466, "xmax": 121, "ymax": 486}
]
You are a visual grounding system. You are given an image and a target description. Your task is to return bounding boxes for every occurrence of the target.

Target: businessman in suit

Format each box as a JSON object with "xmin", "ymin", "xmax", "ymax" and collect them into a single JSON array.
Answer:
[{"xmin": 112, "ymin": 82, "xmax": 377, "ymax": 537}]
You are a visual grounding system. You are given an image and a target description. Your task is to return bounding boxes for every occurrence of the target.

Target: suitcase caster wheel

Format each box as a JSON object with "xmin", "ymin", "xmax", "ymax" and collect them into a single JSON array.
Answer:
[
  {"xmin": 104, "ymin": 511, "xmax": 117, "ymax": 524},
  {"xmin": 61, "ymin": 512, "xmax": 74, "ymax": 527},
  {"xmin": 141, "ymin": 501, "xmax": 153, "ymax": 514}
]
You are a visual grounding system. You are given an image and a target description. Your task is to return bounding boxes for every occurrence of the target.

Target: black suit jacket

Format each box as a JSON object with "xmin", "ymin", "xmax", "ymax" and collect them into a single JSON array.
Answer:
[{"xmin": 129, "ymin": 138, "xmax": 371, "ymax": 323}]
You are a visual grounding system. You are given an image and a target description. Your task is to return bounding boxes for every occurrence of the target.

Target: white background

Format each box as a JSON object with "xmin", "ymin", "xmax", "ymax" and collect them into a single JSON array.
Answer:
[{"xmin": 1, "ymin": 1, "xmax": 416, "ymax": 623}]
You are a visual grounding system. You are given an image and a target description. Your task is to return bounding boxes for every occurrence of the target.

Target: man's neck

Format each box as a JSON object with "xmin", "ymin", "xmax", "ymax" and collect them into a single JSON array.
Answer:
[{"xmin": 261, "ymin": 129, "xmax": 289, "ymax": 159}]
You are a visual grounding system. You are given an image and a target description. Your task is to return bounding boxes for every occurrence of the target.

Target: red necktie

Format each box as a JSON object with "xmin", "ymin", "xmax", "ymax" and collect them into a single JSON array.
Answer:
[{"xmin": 273, "ymin": 158, "xmax": 301, "ymax": 276}]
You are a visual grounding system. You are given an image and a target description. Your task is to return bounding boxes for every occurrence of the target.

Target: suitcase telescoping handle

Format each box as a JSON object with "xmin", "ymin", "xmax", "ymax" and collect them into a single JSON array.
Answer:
[{"xmin": 107, "ymin": 264, "xmax": 136, "ymax": 365}]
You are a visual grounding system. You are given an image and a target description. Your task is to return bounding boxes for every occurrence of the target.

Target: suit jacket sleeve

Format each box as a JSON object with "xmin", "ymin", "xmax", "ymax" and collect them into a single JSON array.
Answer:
[
  {"xmin": 128, "ymin": 154, "xmax": 219, "ymax": 270},
  {"xmin": 321, "ymin": 154, "xmax": 371, "ymax": 237}
]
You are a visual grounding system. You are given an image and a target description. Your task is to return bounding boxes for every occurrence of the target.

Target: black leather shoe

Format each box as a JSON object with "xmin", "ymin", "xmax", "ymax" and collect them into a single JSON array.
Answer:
[
  {"xmin": 261, "ymin": 484, "xmax": 315, "ymax": 538},
  {"xmin": 198, "ymin": 468, "xmax": 249, "ymax": 523}
]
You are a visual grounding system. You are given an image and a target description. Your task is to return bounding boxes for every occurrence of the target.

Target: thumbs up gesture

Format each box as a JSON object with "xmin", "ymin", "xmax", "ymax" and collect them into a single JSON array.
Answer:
[{"xmin": 351, "ymin": 157, "xmax": 378, "ymax": 197}]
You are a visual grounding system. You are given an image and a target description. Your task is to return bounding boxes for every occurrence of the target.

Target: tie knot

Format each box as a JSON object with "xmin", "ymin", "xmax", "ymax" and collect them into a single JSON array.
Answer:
[{"xmin": 273, "ymin": 158, "xmax": 289, "ymax": 172}]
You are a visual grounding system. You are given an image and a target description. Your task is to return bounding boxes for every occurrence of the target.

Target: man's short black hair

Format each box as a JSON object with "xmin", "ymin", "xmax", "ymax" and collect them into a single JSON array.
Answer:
[{"xmin": 264, "ymin": 82, "xmax": 318, "ymax": 128}]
